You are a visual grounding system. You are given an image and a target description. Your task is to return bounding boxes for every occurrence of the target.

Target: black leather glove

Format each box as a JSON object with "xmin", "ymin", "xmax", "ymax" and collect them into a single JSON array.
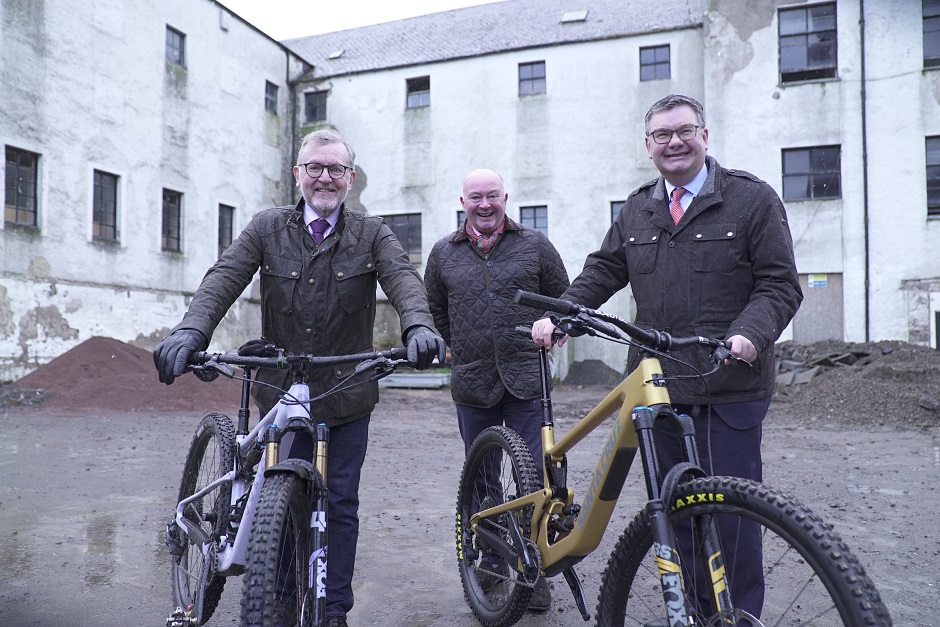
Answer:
[
  {"xmin": 238, "ymin": 338, "xmax": 283, "ymax": 357},
  {"xmin": 405, "ymin": 325, "xmax": 446, "ymax": 370},
  {"xmin": 153, "ymin": 329, "xmax": 208, "ymax": 385}
]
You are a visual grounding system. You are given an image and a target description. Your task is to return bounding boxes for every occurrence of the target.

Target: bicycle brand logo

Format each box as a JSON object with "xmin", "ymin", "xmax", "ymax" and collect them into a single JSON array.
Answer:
[
  {"xmin": 455, "ymin": 513, "xmax": 464, "ymax": 560},
  {"xmin": 671, "ymin": 492, "xmax": 725, "ymax": 510},
  {"xmin": 309, "ymin": 546, "xmax": 327, "ymax": 599},
  {"xmin": 577, "ymin": 417, "xmax": 624, "ymax": 530},
  {"xmin": 311, "ymin": 510, "xmax": 326, "ymax": 530}
]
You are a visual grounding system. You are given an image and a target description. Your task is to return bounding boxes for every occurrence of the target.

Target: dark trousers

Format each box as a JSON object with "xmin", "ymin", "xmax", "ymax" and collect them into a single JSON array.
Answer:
[
  {"xmin": 655, "ymin": 399, "xmax": 769, "ymax": 619},
  {"xmin": 286, "ymin": 414, "xmax": 370, "ymax": 619},
  {"xmin": 455, "ymin": 388, "xmax": 544, "ymax": 468}
]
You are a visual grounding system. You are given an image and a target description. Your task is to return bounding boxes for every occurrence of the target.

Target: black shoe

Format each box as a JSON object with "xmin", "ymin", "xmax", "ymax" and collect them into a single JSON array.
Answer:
[
  {"xmin": 323, "ymin": 616, "xmax": 349, "ymax": 627},
  {"xmin": 527, "ymin": 578, "xmax": 551, "ymax": 612},
  {"xmin": 476, "ymin": 558, "xmax": 509, "ymax": 593}
]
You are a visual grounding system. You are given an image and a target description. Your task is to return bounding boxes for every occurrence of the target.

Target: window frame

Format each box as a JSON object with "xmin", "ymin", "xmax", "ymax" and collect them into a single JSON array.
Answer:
[
  {"xmin": 385, "ymin": 213, "xmax": 422, "ymax": 264},
  {"xmin": 778, "ymin": 3, "xmax": 837, "ymax": 83},
  {"xmin": 218, "ymin": 203, "xmax": 235, "ymax": 256},
  {"xmin": 782, "ymin": 145, "xmax": 842, "ymax": 201},
  {"xmin": 520, "ymin": 205, "xmax": 548, "ymax": 236},
  {"xmin": 304, "ymin": 90, "xmax": 328, "ymax": 123},
  {"xmin": 264, "ymin": 81, "xmax": 278, "ymax": 114},
  {"xmin": 162, "ymin": 188, "xmax": 183, "ymax": 252},
  {"xmin": 639, "ymin": 45, "xmax": 671, "ymax": 81},
  {"xmin": 457, "ymin": 210, "xmax": 466, "ymax": 230},
  {"xmin": 518, "ymin": 61, "xmax": 546, "ymax": 96},
  {"xmin": 610, "ymin": 200, "xmax": 626, "ymax": 223},
  {"xmin": 92, "ymin": 169, "xmax": 119, "ymax": 242},
  {"xmin": 406, "ymin": 76, "xmax": 431, "ymax": 109},
  {"xmin": 927, "ymin": 136, "xmax": 940, "ymax": 217},
  {"xmin": 165, "ymin": 25, "xmax": 186, "ymax": 67},
  {"xmin": 925, "ymin": 0, "xmax": 940, "ymax": 68},
  {"xmin": 4, "ymin": 145, "xmax": 39, "ymax": 227}
]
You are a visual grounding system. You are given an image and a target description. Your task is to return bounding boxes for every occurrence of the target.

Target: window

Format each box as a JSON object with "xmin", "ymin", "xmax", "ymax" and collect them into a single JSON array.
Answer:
[
  {"xmin": 166, "ymin": 26, "xmax": 185, "ymax": 66},
  {"xmin": 264, "ymin": 81, "xmax": 278, "ymax": 114},
  {"xmin": 385, "ymin": 213, "xmax": 422, "ymax": 263},
  {"xmin": 457, "ymin": 210, "xmax": 466, "ymax": 230},
  {"xmin": 305, "ymin": 91, "xmax": 327, "ymax": 122},
  {"xmin": 93, "ymin": 170, "xmax": 119, "ymax": 241},
  {"xmin": 519, "ymin": 61, "xmax": 546, "ymax": 96},
  {"xmin": 162, "ymin": 189, "xmax": 182, "ymax": 252},
  {"xmin": 406, "ymin": 76, "xmax": 430, "ymax": 109},
  {"xmin": 611, "ymin": 200, "xmax": 625, "ymax": 223},
  {"xmin": 778, "ymin": 3, "xmax": 837, "ymax": 82},
  {"xmin": 640, "ymin": 45, "xmax": 670, "ymax": 81},
  {"xmin": 4, "ymin": 146, "xmax": 39, "ymax": 226},
  {"xmin": 520, "ymin": 205, "xmax": 548, "ymax": 235},
  {"xmin": 926, "ymin": 0, "xmax": 940, "ymax": 68},
  {"xmin": 927, "ymin": 137, "xmax": 940, "ymax": 216},
  {"xmin": 782, "ymin": 146, "xmax": 841, "ymax": 201},
  {"xmin": 219, "ymin": 204, "xmax": 235, "ymax": 256}
]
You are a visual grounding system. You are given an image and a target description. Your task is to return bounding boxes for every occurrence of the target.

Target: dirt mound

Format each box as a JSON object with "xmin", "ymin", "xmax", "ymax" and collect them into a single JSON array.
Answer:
[
  {"xmin": 770, "ymin": 340, "xmax": 940, "ymax": 429},
  {"xmin": 1, "ymin": 336, "xmax": 241, "ymax": 414}
]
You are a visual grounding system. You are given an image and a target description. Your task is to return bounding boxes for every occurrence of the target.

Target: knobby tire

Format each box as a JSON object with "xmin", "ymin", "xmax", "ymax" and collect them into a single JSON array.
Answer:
[
  {"xmin": 456, "ymin": 426, "xmax": 541, "ymax": 627},
  {"xmin": 240, "ymin": 472, "xmax": 316, "ymax": 627},
  {"xmin": 170, "ymin": 412, "xmax": 235, "ymax": 625},
  {"xmin": 596, "ymin": 476, "xmax": 892, "ymax": 626}
]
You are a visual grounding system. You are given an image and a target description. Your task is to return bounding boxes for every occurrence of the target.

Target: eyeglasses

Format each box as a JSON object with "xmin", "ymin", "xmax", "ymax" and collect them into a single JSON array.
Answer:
[
  {"xmin": 647, "ymin": 124, "xmax": 702, "ymax": 144},
  {"xmin": 298, "ymin": 162, "xmax": 351, "ymax": 179}
]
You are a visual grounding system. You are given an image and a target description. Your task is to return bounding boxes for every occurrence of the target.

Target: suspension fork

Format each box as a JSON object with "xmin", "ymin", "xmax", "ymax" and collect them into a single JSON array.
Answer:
[
  {"xmin": 633, "ymin": 405, "xmax": 735, "ymax": 624},
  {"xmin": 308, "ymin": 423, "xmax": 329, "ymax": 626}
]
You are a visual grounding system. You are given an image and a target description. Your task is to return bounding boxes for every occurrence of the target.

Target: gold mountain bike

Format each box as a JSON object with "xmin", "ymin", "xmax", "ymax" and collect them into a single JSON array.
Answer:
[{"xmin": 454, "ymin": 290, "xmax": 891, "ymax": 627}]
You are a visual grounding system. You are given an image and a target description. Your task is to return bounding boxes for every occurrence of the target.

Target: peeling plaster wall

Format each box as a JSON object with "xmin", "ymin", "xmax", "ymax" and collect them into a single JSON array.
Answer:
[
  {"xmin": 704, "ymin": 0, "xmax": 940, "ymax": 345},
  {"xmin": 0, "ymin": 0, "xmax": 302, "ymax": 381}
]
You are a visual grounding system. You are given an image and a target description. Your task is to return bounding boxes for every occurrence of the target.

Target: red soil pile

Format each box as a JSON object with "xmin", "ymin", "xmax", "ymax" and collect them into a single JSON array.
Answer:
[{"xmin": 7, "ymin": 336, "xmax": 242, "ymax": 414}]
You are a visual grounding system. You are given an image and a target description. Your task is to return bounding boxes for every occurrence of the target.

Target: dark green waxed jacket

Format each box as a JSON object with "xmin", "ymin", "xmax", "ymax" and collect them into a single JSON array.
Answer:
[{"xmin": 174, "ymin": 201, "xmax": 434, "ymax": 425}]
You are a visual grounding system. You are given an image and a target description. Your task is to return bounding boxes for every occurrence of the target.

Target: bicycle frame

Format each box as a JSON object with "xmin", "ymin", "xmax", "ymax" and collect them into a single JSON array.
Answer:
[{"xmin": 467, "ymin": 347, "xmax": 732, "ymax": 622}]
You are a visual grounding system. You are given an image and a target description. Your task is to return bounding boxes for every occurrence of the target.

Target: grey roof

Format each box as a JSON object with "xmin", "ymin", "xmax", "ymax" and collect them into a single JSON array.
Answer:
[{"xmin": 283, "ymin": 0, "xmax": 703, "ymax": 78}]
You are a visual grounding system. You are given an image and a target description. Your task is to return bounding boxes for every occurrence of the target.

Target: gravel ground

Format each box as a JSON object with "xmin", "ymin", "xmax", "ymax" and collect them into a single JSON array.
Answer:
[{"xmin": 0, "ymin": 338, "xmax": 938, "ymax": 625}]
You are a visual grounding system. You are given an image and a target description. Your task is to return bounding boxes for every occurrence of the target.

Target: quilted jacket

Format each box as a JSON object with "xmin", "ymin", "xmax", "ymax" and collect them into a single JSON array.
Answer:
[
  {"xmin": 174, "ymin": 201, "xmax": 434, "ymax": 424},
  {"xmin": 425, "ymin": 218, "xmax": 569, "ymax": 407},
  {"xmin": 562, "ymin": 156, "xmax": 803, "ymax": 405}
]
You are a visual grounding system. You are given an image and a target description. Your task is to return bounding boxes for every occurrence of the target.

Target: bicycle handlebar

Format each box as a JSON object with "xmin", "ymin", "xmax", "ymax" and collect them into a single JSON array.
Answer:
[
  {"xmin": 190, "ymin": 346, "xmax": 409, "ymax": 371},
  {"xmin": 515, "ymin": 290, "xmax": 728, "ymax": 354}
]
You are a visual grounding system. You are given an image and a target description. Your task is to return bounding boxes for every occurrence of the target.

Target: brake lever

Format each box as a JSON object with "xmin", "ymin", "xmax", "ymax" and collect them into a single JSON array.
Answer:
[
  {"xmin": 711, "ymin": 345, "xmax": 753, "ymax": 369},
  {"xmin": 191, "ymin": 360, "xmax": 237, "ymax": 378}
]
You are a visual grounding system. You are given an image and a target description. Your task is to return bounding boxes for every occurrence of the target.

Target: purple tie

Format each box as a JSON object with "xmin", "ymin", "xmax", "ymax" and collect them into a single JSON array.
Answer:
[{"xmin": 309, "ymin": 218, "xmax": 329, "ymax": 244}]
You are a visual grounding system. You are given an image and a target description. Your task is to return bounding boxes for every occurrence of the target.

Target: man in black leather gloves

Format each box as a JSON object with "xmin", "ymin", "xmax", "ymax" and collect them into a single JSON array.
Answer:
[{"xmin": 153, "ymin": 129, "xmax": 443, "ymax": 627}]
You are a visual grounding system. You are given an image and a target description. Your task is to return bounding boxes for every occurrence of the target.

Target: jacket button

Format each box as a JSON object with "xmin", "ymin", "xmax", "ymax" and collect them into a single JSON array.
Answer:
[
  {"xmin": 489, "ymin": 292, "xmax": 496, "ymax": 300},
  {"xmin": 308, "ymin": 278, "xmax": 315, "ymax": 284},
  {"xmin": 335, "ymin": 369, "xmax": 342, "ymax": 377},
  {"xmin": 493, "ymin": 325, "xmax": 500, "ymax": 332},
  {"xmin": 651, "ymin": 236, "xmax": 657, "ymax": 241},
  {"xmin": 337, "ymin": 272, "xmax": 345, "ymax": 278},
  {"xmin": 290, "ymin": 271, "xmax": 298, "ymax": 277},
  {"xmin": 727, "ymin": 231, "xmax": 734, "ymax": 237},
  {"xmin": 629, "ymin": 237, "xmax": 635, "ymax": 242},
  {"xmin": 486, "ymin": 261, "xmax": 494, "ymax": 267},
  {"xmin": 696, "ymin": 234, "xmax": 703, "ymax": 239},
  {"xmin": 367, "ymin": 262, "xmax": 373, "ymax": 269},
  {"xmin": 264, "ymin": 265, "xmax": 270, "ymax": 271},
  {"xmin": 668, "ymin": 241, "xmax": 676, "ymax": 248},
  {"xmin": 305, "ymin": 328, "xmax": 313, "ymax": 334}
]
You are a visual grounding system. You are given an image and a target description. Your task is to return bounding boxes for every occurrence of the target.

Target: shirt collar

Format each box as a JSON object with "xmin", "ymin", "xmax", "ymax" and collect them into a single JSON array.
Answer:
[
  {"xmin": 302, "ymin": 204, "xmax": 341, "ymax": 230},
  {"xmin": 664, "ymin": 163, "xmax": 708, "ymax": 200}
]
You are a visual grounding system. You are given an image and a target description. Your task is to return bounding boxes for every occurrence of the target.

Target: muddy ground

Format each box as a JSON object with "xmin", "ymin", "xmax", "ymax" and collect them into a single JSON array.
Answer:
[{"xmin": 0, "ymin": 338, "xmax": 938, "ymax": 625}]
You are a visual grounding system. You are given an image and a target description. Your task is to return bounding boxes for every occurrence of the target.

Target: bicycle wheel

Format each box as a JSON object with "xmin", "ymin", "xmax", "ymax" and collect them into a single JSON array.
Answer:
[
  {"xmin": 169, "ymin": 412, "xmax": 235, "ymax": 625},
  {"xmin": 596, "ymin": 476, "xmax": 892, "ymax": 626},
  {"xmin": 240, "ymin": 471, "xmax": 317, "ymax": 627},
  {"xmin": 456, "ymin": 426, "xmax": 541, "ymax": 627}
]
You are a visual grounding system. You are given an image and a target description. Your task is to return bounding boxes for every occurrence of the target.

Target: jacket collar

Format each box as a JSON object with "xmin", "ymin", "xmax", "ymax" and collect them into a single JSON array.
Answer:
[{"xmin": 450, "ymin": 216, "xmax": 523, "ymax": 243}]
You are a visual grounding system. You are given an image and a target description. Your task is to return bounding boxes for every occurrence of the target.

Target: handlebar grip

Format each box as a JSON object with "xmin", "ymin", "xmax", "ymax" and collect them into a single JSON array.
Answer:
[
  {"xmin": 387, "ymin": 347, "xmax": 409, "ymax": 360},
  {"xmin": 513, "ymin": 290, "xmax": 580, "ymax": 315}
]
